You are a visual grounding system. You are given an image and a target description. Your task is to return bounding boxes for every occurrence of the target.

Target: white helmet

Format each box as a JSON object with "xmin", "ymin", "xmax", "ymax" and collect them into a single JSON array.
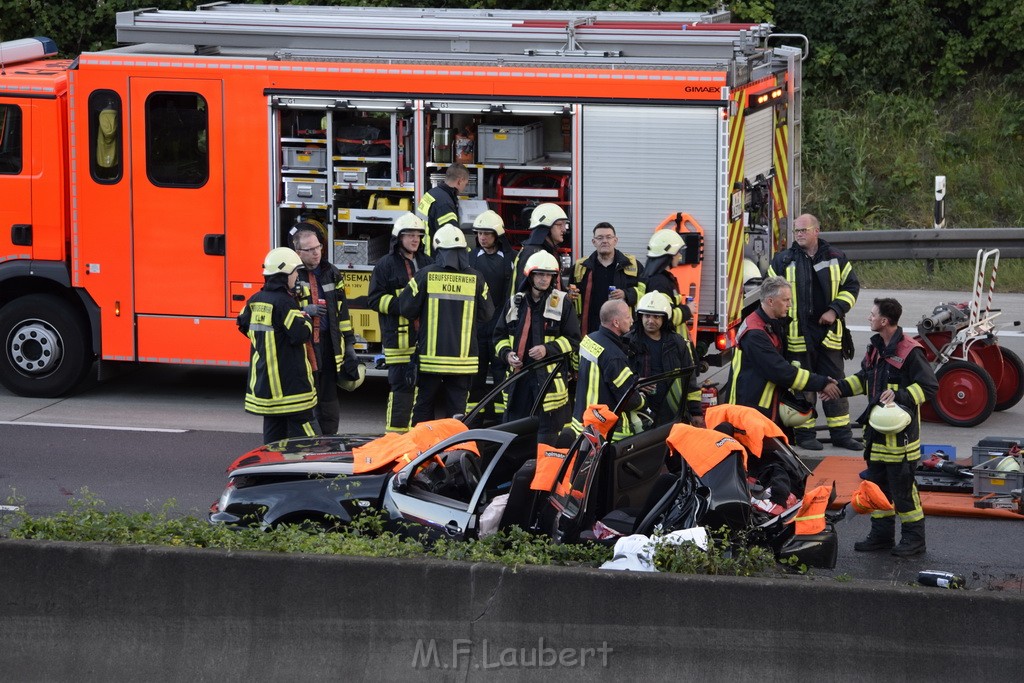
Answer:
[
  {"xmin": 868, "ymin": 402, "xmax": 912, "ymax": 434},
  {"xmin": 742, "ymin": 258, "xmax": 763, "ymax": 286},
  {"xmin": 433, "ymin": 224, "xmax": 467, "ymax": 250},
  {"xmin": 523, "ymin": 251, "xmax": 560, "ymax": 278},
  {"xmin": 778, "ymin": 392, "xmax": 814, "ymax": 428},
  {"xmin": 262, "ymin": 247, "xmax": 303, "ymax": 276},
  {"xmin": 337, "ymin": 362, "xmax": 366, "ymax": 392},
  {"xmin": 636, "ymin": 291, "xmax": 673, "ymax": 318},
  {"xmin": 994, "ymin": 456, "xmax": 1022, "ymax": 473},
  {"xmin": 472, "ymin": 210, "xmax": 505, "ymax": 235},
  {"xmin": 529, "ymin": 203, "xmax": 568, "ymax": 229},
  {"xmin": 647, "ymin": 229, "xmax": 685, "ymax": 258},
  {"xmin": 392, "ymin": 212, "xmax": 426, "ymax": 237}
]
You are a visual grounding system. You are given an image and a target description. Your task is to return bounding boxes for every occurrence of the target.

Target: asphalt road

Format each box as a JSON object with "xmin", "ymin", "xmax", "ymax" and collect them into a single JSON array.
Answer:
[{"xmin": 1, "ymin": 289, "xmax": 1022, "ymax": 590}]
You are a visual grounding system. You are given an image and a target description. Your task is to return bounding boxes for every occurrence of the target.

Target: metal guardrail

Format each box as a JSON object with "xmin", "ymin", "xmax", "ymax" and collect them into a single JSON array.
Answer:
[{"xmin": 820, "ymin": 228, "xmax": 1024, "ymax": 260}]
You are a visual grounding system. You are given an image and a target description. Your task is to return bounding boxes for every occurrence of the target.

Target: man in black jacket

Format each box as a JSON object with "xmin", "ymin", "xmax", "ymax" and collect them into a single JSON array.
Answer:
[
  {"xmin": 768, "ymin": 213, "xmax": 862, "ymax": 451},
  {"xmin": 512, "ymin": 202, "xmax": 569, "ymax": 291},
  {"xmin": 570, "ymin": 221, "xmax": 641, "ymax": 337},
  {"xmin": 238, "ymin": 247, "xmax": 319, "ymax": 444},
  {"xmin": 367, "ymin": 213, "xmax": 432, "ymax": 433},
  {"xmin": 417, "ymin": 163, "xmax": 469, "ymax": 253},
  {"xmin": 725, "ymin": 276, "xmax": 834, "ymax": 425},
  {"xmin": 291, "ymin": 223, "xmax": 361, "ymax": 434}
]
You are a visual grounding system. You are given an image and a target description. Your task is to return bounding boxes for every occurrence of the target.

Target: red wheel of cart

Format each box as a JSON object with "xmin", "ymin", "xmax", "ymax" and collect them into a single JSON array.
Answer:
[
  {"xmin": 928, "ymin": 359, "xmax": 996, "ymax": 428},
  {"xmin": 974, "ymin": 345, "xmax": 1024, "ymax": 411}
]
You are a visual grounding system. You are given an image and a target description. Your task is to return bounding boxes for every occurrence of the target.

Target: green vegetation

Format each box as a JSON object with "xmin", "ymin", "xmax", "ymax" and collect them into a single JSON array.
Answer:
[
  {"xmin": 652, "ymin": 528, "xmax": 778, "ymax": 577},
  {"xmin": 854, "ymin": 257, "xmax": 1024, "ymax": 292}
]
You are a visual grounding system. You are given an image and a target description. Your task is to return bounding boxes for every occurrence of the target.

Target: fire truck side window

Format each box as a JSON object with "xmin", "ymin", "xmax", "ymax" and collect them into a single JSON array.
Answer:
[
  {"xmin": 0, "ymin": 104, "xmax": 23, "ymax": 175},
  {"xmin": 145, "ymin": 92, "xmax": 209, "ymax": 187},
  {"xmin": 88, "ymin": 90, "xmax": 123, "ymax": 183}
]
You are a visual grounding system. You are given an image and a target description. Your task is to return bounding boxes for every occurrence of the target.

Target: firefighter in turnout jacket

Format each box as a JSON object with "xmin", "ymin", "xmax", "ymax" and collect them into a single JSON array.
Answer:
[
  {"xmin": 768, "ymin": 213, "xmax": 862, "ymax": 451},
  {"xmin": 291, "ymin": 222, "xmax": 362, "ymax": 435},
  {"xmin": 367, "ymin": 213, "xmax": 432, "ymax": 433},
  {"xmin": 493, "ymin": 251, "xmax": 581, "ymax": 444},
  {"xmin": 641, "ymin": 229, "xmax": 694, "ymax": 331},
  {"xmin": 572, "ymin": 299, "xmax": 646, "ymax": 442},
  {"xmin": 569, "ymin": 221, "xmax": 642, "ymax": 337},
  {"xmin": 467, "ymin": 210, "xmax": 515, "ymax": 418},
  {"xmin": 512, "ymin": 202, "xmax": 569, "ymax": 291},
  {"xmin": 416, "ymin": 163, "xmax": 469, "ymax": 255},
  {"xmin": 823, "ymin": 297, "xmax": 938, "ymax": 557},
  {"xmin": 625, "ymin": 291, "xmax": 702, "ymax": 428},
  {"xmin": 237, "ymin": 247, "xmax": 319, "ymax": 444},
  {"xmin": 725, "ymin": 276, "xmax": 834, "ymax": 424},
  {"xmin": 399, "ymin": 224, "xmax": 494, "ymax": 424}
]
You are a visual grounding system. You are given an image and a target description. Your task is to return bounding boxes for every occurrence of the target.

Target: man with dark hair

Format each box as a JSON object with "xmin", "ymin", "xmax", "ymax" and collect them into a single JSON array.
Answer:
[
  {"xmin": 417, "ymin": 162, "xmax": 469, "ymax": 253},
  {"xmin": 291, "ymin": 223, "xmax": 360, "ymax": 434},
  {"xmin": 823, "ymin": 297, "xmax": 938, "ymax": 557},
  {"xmin": 768, "ymin": 213, "xmax": 862, "ymax": 451},
  {"xmin": 725, "ymin": 276, "xmax": 834, "ymax": 424},
  {"xmin": 569, "ymin": 222, "xmax": 641, "ymax": 336}
]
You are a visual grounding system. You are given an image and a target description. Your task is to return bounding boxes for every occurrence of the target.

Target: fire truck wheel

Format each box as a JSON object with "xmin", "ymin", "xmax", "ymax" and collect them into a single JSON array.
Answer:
[{"xmin": 0, "ymin": 294, "xmax": 92, "ymax": 398}]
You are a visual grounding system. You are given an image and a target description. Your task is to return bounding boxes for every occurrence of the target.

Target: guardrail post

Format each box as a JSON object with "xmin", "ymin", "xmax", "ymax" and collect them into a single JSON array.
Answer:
[{"xmin": 927, "ymin": 175, "xmax": 947, "ymax": 275}]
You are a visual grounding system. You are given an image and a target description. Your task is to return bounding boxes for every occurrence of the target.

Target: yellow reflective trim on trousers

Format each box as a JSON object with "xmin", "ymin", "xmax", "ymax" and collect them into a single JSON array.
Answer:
[{"xmin": 826, "ymin": 415, "xmax": 851, "ymax": 427}]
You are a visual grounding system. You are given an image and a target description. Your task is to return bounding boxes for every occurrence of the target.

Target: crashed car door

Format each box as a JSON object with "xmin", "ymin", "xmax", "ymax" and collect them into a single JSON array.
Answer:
[{"xmin": 383, "ymin": 429, "xmax": 524, "ymax": 540}]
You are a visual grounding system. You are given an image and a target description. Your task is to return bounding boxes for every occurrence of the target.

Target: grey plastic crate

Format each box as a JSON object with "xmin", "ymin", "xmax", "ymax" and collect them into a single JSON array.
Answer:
[
  {"xmin": 972, "ymin": 456, "xmax": 1024, "ymax": 496},
  {"xmin": 282, "ymin": 146, "xmax": 327, "ymax": 169},
  {"xmin": 971, "ymin": 436, "xmax": 1022, "ymax": 466},
  {"xmin": 477, "ymin": 122, "xmax": 543, "ymax": 164}
]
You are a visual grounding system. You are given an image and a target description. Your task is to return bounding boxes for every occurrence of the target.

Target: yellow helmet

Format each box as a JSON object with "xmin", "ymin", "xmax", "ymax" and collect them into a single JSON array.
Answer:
[
  {"xmin": 337, "ymin": 362, "xmax": 366, "ymax": 392},
  {"xmin": 433, "ymin": 224, "xmax": 467, "ymax": 250},
  {"xmin": 529, "ymin": 202, "xmax": 568, "ymax": 228},
  {"xmin": 392, "ymin": 212, "xmax": 425, "ymax": 237},
  {"xmin": 868, "ymin": 402, "xmax": 912, "ymax": 434},
  {"xmin": 262, "ymin": 247, "xmax": 303, "ymax": 276},
  {"xmin": 636, "ymin": 291, "xmax": 673, "ymax": 317},
  {"xmin": 472, "ymin": 210, "xmax": 505, "ymax": 235},
  {"xmin": 523, "ymin": 251, "xmax": 560, "ymax": 278},
  {"xmin": 647, "ymin": 229, "xmax": 685, "ymax": 258}
]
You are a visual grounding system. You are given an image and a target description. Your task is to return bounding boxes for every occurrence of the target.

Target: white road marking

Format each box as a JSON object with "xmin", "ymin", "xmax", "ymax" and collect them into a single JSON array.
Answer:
[{"xmin": 0, "ymin": 421, "xmax": 187, "ymax": 433}]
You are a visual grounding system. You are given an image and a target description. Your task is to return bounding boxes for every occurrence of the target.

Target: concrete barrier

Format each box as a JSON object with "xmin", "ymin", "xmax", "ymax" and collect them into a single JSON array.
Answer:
[{"xmin": 0, "ymin": 539, "xmax": 1020, "ymax": 681}]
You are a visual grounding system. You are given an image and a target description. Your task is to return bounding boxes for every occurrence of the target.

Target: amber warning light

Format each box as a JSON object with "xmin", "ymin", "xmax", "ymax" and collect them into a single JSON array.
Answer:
[{"xmin": 747, "ymin": 87, "xmax": 784, "ymax": 112}]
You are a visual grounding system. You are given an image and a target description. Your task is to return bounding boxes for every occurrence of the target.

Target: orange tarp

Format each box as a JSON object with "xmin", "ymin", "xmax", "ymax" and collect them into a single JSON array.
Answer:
[
  {"xmin": 351, "ymin": 418, "xmax": 476, "ymax": 474},
  {"xmin": 704, "ymin": 403, "xmax": 787, "ymax": 457},
  {"xmin": 810, "ymin": 456, "xmax": 1023, "ymax": 520},
  {"xmin": 667, "ymin": 423, "xmax": 746, "ymax": 477}
]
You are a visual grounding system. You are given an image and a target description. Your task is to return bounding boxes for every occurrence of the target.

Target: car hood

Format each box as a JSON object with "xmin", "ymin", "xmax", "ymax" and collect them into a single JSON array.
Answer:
[{"xmin": 227, "ymin": 434, "xmax": 378, "ymax": 472}]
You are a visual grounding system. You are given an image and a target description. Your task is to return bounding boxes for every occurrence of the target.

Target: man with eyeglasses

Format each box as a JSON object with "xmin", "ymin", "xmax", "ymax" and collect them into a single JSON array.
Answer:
[
  {"xmin": 291, "ymin": 222, "xmax": 360, "ymax": 434},
  {"xmin": 768, "ymin": 213, "xmax": 862, "ymax": 451},
  {"xmin": 568, "ymin": 222, "xmax": 641, "ymax": 337}
]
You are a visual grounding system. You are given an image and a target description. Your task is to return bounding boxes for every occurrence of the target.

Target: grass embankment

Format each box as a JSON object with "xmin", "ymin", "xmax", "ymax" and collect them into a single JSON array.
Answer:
[{"xmin": 854, "ymin": 258, "xmax": 1024, "ymax": 292}]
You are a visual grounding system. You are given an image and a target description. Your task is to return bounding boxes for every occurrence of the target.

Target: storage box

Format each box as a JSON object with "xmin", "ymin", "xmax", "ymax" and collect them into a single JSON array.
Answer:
[
  {"xmin": 430, "ymin": 173, "xmax": 478, "ymax": 196},
  {"xmin": 333, "ymin": 235, "xmax": 389, "ymax": 266},
  {"xmin": 282, "ymin": 146, "xmax": 327, "ymax": 170},
  {"xmin": 283, "ymin": 177, "xmax": 327, "ymax": 204},
  {"xmin": 334, "ymin": 166, "xmax": 368, "ymax": 184},
  {"xmin": 971, "ymin": 436, "xmax": 1022, "ymax": 466},
  {"xmin": 972, "ymin": 456, "xmax": 1024, "ymax": 496},
  {"xmin": 477, "ymin": 122, "xmax": 543, "ymax": 164}
]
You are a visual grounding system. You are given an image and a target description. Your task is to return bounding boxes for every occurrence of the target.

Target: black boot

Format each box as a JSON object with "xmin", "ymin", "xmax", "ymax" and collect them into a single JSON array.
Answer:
[
  {"xmin": 830, "ymin": 427, "xmax": 864, "ymax": 451},
  {"xmin": 891, "ymin": 520, "xmax": 926, "ymax": 557},
  {"xmin": 794, "ymin": 428, "xmax": 823, "ymax": 451},
  {"xmin": 854, "ymin": 516, "xmax": 895, "ymax": 552}
]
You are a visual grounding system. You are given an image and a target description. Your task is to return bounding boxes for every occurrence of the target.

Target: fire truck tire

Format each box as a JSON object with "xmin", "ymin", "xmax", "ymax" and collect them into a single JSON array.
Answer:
[
  {"xmin": 930, "ymin": 359, "xmax": 996, "ymax": 428},
  {"xmin": 991, "ymin": 347, "xmax": 1024, "ymax": 411},
  {"xmin": 0, "ymin": 294, "xmax": 92, "ymax": 398}
]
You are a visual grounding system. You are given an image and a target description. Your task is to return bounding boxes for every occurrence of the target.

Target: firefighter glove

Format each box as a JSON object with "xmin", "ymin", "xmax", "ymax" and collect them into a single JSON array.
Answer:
[{"xmin": 304, "ymin": 303, "xmax": 327, "ymax": 317}]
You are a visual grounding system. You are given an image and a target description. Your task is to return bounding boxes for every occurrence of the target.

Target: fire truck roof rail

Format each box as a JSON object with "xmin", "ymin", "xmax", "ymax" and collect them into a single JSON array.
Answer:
[{"xmin": 114, "ymin": 5, "xmax": 773, "ymax": 62}]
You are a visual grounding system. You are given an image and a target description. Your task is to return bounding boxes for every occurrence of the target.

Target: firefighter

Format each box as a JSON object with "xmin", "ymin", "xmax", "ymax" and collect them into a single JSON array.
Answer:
[
  {"xmin": 569, "ymin": 221, "xmax": 642, "ymax": 337},
  {"xmin": 723, "ymin": 276, "xmax": 834, "ymax": 425},
  {"xmin": 399, "ymin": 224, "xmax": 494, "ymax": 424},
  {"xmin": 571, "ymin": 299, "xmax": 645, "ymax": 442},
  {"xmin": 822, "ymin": 297, "xmax": 938, "ymax": 557},
  {"xmin": 416, "ymin": 162, "xmax": 469, "ymax": 254},
  {"xmin": 467, "ymin": 210, "xmax": 515, "ymax": 419},
  {"xmin": 291, "ymin": 222, "xmax": 362, "ymax": 435},
  {"xmin": 367, "ymin": 213, "xmax": 432, "ymax": 433},
  {"xmin": 769, "ymin": 213, "xmax": 863, "ymax": 451},
  {"xmin": 512, "ymin": 202, "xmax": 569, "ymax": 291},
  {"xmin": 237, "ymin": 247, "xmax": 319, "ymax": 444},
  {"xmin": 493, "ymin": 251, "xmax": 580, "ymax": 444},
  {"xmin": 624, "ymin": 291, "xmax": 703, "ymax": 428},
  {"xmin": 641, "ymin": 229, "xmax": 693, "ymax": 331}
]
